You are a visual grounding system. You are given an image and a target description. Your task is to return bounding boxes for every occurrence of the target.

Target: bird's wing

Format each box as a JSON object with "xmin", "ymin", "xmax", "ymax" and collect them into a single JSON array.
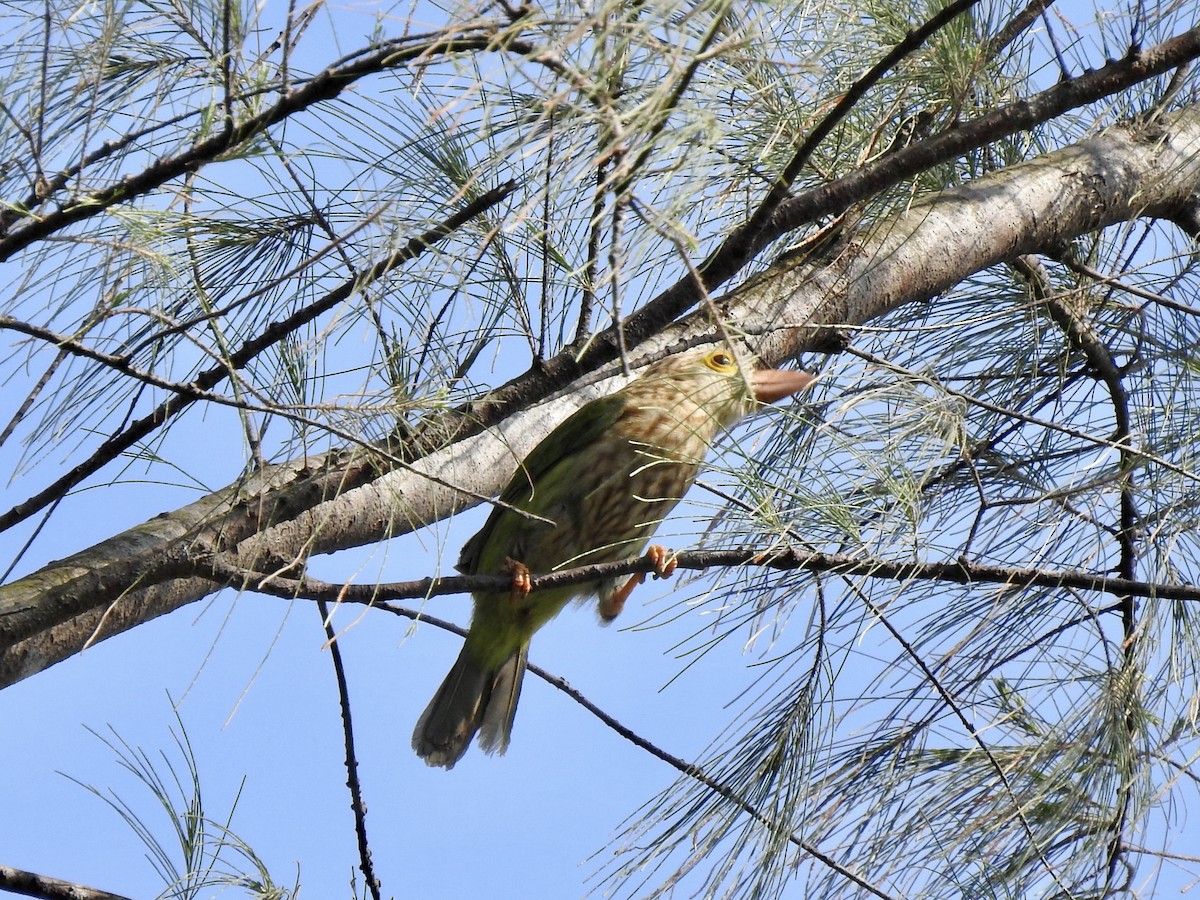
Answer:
[{"xmin": 456, "ymin": 392, "xmax": 629, "ymax": 574}]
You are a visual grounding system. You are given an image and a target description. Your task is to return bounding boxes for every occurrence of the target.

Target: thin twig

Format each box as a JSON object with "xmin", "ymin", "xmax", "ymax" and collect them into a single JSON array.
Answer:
[
  {"xmin": 199, "ymin": 546, "xmax": 1200, "ymax": 610},
  {"xmin": 286, "ymin": 590, "xmax": 896, "ymax": 899},
  {"xmin": 0, "ymin": 21, "xmax": 519, "ymax": 253},
  {"xmin": 843, "ymin": 578, "xmax": 1077, "ymax": 897},
  {"xmin": 315, "ymin": 600, "xmax": 382, "ymax": 900},
  {"xmin": 845, "ymin": 346, "xmax": 1200, "ymax": 487},
  {"xmin": 0, "ymin": 180, "xmax": 517, "ymax": 535},
  {"xmin": 1013, "ymin": 255, "xmax": 1140, "ymax": 888},
  {"xmin": 534, "ymin": 667, "xmax": 899, "ymax": 900}
]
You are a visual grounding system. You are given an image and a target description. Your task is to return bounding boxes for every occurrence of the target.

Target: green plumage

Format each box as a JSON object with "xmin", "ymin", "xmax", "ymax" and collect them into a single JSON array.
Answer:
[{"xmin": 412, "ymin": 346, "xmax": 813, "ymax": 768}]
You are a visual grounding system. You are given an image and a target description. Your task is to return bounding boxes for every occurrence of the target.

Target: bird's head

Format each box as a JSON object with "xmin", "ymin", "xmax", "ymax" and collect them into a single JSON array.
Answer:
[{"xmin": 630, "ymin": 345, "xmax": 815, "ymax": 429}]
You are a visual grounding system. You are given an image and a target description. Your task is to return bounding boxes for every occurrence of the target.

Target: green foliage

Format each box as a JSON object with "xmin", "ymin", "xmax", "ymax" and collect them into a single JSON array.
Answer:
[
  {"xmin": 65, "ymin": 710, "xmax": 293, "ymax": 900},
  {"xmin": 3, "ymin": 0, "xmax": 1199, "ymax": 897}
]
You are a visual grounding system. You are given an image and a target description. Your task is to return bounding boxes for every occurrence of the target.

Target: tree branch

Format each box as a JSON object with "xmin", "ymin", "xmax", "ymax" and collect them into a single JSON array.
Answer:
[
  {"xmin": 0, "ymin": 865, "xmax": 132, "ymax": 900},
  {"xmin": 0, "ymin": 22, "xmax": 517, "ymax": 258},
  {"xmin": 600, "ymin": 26, "xmax": 1200, "ymax": 360},
  {"xmin": 0, "ymin": 179, "xmax": 517, "ymax": 534},
  {"xmin": 4, "ymin": 105, "xmax": 1200, "ymax": 687},
  {"xmin": 201, "ymin": 547, "xmax": 1200, "ymax": 607},
  {"xmin": 316, "ymin": 602, "xmax": 381, "ymax": 900}
]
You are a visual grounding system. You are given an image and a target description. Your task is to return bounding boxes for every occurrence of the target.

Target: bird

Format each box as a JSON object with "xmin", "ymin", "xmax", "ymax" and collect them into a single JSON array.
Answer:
[{"xmin": 412, "ymin": 344, "xmax": 814, "ymax": 768}]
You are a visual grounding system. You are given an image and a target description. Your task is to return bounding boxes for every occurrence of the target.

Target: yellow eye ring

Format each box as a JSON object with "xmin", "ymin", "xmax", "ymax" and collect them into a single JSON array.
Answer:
[{"xmin": 704, "ymin": 349, "xmax": 737, "ymax": 372}]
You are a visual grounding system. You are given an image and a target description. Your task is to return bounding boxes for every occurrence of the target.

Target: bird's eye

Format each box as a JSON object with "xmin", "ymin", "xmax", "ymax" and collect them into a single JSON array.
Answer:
[{"xmin": 705, "ymin": 350, "xmax": 736, "ymax": 372}]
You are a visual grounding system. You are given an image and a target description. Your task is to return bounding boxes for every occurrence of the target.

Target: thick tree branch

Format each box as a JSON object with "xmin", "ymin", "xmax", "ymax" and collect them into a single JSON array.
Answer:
[
  {"xmin": 602, "ymin": 26, "xmax": 1200, "ymax": 359},
  {"xmin": 763, "ymin": 27, "xmax": 1200, "ymax": 243},
  {"xmin": 713, "ymin": 0, "xmax": 985, "ymax": 275},
  {"xmin": 3, "ymin": 105, "xmax": 1200, "ymax": 687}
]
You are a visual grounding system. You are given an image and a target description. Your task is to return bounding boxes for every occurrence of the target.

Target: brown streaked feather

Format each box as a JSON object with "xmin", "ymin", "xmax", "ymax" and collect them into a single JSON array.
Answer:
[{"xmin": 415, "ymin": 346, "xmax": 805, "ymax": 768}]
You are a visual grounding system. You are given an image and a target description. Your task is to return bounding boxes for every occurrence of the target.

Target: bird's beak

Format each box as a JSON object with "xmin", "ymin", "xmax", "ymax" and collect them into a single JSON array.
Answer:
[{"xmin": 751, "ymin": 367, "xmax": 816, "ymax": 404}]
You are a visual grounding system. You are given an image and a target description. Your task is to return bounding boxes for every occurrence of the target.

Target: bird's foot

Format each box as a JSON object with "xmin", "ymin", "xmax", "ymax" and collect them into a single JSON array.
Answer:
[
  {"xmin": 598, "ymin": 545, "xmax": 677, "ymax": 621},
  {"xmin": 599, "ymin": 572, "xmax": 641, "ymax": 621},
  {"xmin": 501, "ymin": 557, "xmax": 532, "ymax": 602},
  {"xmin": 646, "ymin": 545, "xmax": 678, "ymax": 580}
]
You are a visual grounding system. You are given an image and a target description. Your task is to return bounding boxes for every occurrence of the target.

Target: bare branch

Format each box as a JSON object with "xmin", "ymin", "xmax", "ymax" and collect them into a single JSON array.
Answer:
[
  {"xmin": 316, "ymin": 602, "xmax": 382, "ymax": 900},
  {"xmin": 203, "ymin": 547, "xmax": 1200, "ymax": 607},
  {"xmin": 0, "ymin": 865, "xmax": 132, "ymax": 900}
]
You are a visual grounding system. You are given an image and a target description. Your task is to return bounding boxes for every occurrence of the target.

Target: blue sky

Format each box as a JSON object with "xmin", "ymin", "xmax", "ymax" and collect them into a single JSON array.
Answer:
[
  {"xmin": 0, "ymin": 445, "xmax": 803, "ymax": 898},
  {"xmin": 1, "ymin": 2, "xmax": 1194, "ymax": 898}
]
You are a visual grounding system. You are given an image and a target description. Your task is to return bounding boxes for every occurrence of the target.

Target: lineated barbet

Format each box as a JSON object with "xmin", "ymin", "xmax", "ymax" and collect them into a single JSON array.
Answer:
[{"xmin": 412, "ymin": 345, "xmax": 814, "ymax": 768}]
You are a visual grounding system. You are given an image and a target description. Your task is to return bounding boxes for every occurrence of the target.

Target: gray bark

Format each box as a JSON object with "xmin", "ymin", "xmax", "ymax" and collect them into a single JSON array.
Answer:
[{"xmin": 3, "ymin": 105, "xmax": 1199, "ymax": 688}]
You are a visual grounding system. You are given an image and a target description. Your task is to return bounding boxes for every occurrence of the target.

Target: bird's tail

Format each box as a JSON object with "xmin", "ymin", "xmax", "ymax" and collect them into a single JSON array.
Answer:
[{"xmin": 412, "ymin": 643, "xmax": 528, "ymax": 769}]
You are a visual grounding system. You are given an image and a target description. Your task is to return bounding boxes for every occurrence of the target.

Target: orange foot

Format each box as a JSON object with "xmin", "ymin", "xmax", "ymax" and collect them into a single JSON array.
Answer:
[
  {"xmin": 501, "ymin": 557, "xmax": 532, "ymax": 602},
  {"xmin": 598, "ymin": 545, "xmax": 677, "ymax": 621},
  {"xmin": 646, "ymin": 545, "xmax": 679, "ymax": 580}
]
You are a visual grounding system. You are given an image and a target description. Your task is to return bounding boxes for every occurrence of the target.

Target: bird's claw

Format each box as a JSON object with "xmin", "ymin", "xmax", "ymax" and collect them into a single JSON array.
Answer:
[
  {"xmin": 646, "ymin": 544, "xmax": 678, "ymax": 580},
  {"xmin": 598, "ymin": 545, "xmax": 677, "ymax": 621},
  {"xmin": 599, "ymin": 571, "xmax": 642, "ymax": 621},
  {"xmin": 501, "ymin": 557, "xmax": 532, "ymax": 602}
]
